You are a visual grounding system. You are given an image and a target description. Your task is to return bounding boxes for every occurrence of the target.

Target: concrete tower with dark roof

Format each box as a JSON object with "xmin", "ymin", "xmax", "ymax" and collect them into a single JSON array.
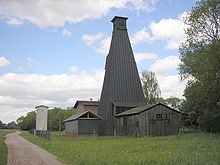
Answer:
[{"xmin": 98, "ymin": 16, "xmax": 145, "ymax": 135}]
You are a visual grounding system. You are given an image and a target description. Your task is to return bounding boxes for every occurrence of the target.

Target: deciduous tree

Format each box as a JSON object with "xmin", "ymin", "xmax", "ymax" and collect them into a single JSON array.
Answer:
[
  {"xmin": 179, "ymin": 0, "xmax": 220, "ymax": 132},
  {"xmin": 141, "ymin": 71, "xmax": 161, "ymax": 104}
]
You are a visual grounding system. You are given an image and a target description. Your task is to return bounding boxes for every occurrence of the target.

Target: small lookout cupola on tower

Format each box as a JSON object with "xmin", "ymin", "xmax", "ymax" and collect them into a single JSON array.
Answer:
[{"xmin": 111, "ymin": 16, "xmax": 128, "ymax": 30}]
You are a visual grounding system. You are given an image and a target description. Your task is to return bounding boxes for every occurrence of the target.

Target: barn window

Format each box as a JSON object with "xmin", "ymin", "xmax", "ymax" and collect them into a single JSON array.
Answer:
[{"xmin": 156, "ymin": 114, "xmax": 163, "ymax": 119}]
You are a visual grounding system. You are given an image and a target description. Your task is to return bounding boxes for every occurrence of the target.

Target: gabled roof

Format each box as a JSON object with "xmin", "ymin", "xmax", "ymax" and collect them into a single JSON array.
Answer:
[
  {"xmin": 112, "ymin": 101, "xmax": 146, "ymax": 108},
  {"xmin": 63, "ymin": 111, "xmax": 102, "ymax": 122},
  {"xmin": 115, "ymin": 103, "xmax": 180, "ymax": 117},
  {"xmin": 73, "ymin": 100, "xmax": 100, "ymax": 108}
]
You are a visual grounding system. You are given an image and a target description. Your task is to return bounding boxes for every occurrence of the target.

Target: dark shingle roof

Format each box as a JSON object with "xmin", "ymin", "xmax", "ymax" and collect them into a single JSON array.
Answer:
[
  {"xmin": 112, "ymin": 101, "xmax": 146, "ymax": 107},
  {"xmin": 63, "ymin": 111, "xmax": 102, "ymax": 122},
  {"xmin": 115, "ymin": 103, "xmax": 180, "ymax": 117},
  {"xmin": 73, "ymin": 101, "xmax": 100, "ymax": 108}
]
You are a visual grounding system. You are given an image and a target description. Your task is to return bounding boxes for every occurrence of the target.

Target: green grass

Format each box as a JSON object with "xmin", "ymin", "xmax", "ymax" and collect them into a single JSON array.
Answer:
[
  {"xmin": 0, "ymin": 129, "xmax": 14, "ymax": 165},
  {"xmin": 21, "ymin": 132, "xmax": 220, "ymax": 165}
]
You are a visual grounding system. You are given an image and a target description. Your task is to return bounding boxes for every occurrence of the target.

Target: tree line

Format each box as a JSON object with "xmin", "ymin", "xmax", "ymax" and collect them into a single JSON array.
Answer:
[
  {"xmin": 0, "ymin": 120, "xmax": 18, "ymax": 129},
  {"xmin": 16, "ymin": 107, "xmax": 74, "ymax": 131}
]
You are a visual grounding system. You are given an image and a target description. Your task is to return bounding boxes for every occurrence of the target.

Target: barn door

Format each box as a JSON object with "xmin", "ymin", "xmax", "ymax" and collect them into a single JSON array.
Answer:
[{"xmin": 149, "ymin": 120, "xmax": 171, "ymax": 136}]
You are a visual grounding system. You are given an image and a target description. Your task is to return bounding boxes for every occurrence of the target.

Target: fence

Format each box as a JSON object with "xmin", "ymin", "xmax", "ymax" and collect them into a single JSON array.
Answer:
[{"xmin": 29, "ymin": 129, "xmax": 51, "ymax": 140}]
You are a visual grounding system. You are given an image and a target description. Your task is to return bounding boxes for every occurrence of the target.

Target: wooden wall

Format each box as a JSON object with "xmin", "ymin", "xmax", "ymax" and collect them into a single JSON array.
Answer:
[
  {"xmin": 115, "ymin": 104, "xmax": 180, "ymax": 137},
  {"xmin": 65, "ymin": 120, "xmax": 78, "ymax": 134}
]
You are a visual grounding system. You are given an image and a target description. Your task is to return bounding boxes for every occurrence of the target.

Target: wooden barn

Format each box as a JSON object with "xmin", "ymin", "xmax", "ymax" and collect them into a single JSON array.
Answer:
[
  {"xmin": 63, "ymin": 111, "xmax": 102, "ymax": 136},
  {"xmin": 115, "ymin": 103, "xmax": 180, "ymax": 137}
]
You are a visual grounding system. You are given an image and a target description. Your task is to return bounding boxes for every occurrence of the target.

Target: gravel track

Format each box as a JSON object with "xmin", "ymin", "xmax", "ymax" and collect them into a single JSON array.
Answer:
[{"xmin": 5, "ymin": 132, "xmax": 65, "ymax": 165}]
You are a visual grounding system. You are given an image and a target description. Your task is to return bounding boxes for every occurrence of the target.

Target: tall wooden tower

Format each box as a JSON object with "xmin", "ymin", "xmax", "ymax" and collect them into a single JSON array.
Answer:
[{"xmin": 98, "ymin": 16, "xmax": 145, "ymax": 135}]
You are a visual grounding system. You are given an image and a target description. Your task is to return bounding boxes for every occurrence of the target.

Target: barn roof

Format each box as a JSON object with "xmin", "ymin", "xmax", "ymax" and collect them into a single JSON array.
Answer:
[
  {"xmin": 115, "ymin": 103, "xmax": 180, "ymax": 117},
  {"xmin": 73, "ymin": 100, "xmax": 100, "ymax": 108},
  {"xmin": 112, "ymin": 101, "xmax": 146, "ymax": 107},
  {"xmin": 63, "ymin": 111, "xmax": 102, "ymax": 122}
]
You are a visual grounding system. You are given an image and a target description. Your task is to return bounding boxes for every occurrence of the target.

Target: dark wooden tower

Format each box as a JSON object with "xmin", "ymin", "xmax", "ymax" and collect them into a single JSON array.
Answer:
[{"xmin": 98, "ymin": 16, "xmax": 145, "ymax": 135}]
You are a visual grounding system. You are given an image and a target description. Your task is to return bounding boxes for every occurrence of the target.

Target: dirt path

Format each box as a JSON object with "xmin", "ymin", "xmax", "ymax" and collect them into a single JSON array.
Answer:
[{"xmin": 5, "ymin": 132, "xmax": 65, "ymax": 165}]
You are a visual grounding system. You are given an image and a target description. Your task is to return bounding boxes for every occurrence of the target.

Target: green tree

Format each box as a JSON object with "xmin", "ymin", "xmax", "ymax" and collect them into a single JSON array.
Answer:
[
  {"xmin": 141, "ymin": 71, "xmax": 161, "ymax": 104},
  {"xmin": 159, "ymin": 97, "xmax": 183, "ymax": 110},
  {"xmin": 0, "ymin": 120, "xmax": 6, "ymax": 129},
  {"xmin": 48, "ymin": 107, "xmax": 74, "ymax": 131},
  {"xmin": 16, "ymin": 116, "xmax": 24, "ymax": 129},
  {"xmin": 20, "ymin": 112, "xmax": 36, "ymax": 130},
  {"xmin": 7, "ymin": 121, "xmax": 18, "ymax": 129},
  {"xmin": 179, "ymin": 0, "xmax": 220, "ymax": 132}
]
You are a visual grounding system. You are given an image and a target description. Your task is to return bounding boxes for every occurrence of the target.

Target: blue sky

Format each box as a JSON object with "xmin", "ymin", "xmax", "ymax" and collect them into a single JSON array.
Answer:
[{"xmin": 0, "ymin": 0, "xmax": 196, "ymax": 123}]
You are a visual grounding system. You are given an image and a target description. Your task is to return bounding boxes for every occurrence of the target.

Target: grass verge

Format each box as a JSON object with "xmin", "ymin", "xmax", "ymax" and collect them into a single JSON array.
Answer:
[
  {"xmin": 22, "ymin": 132, "xmax": 220, "ymax": 165},
  {"xmin": 0, "ymin": 129, "xmax": 14, "ymax": 165}
]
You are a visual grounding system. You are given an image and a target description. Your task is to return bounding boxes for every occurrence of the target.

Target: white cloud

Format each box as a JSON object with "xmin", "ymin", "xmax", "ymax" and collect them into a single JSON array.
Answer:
[
  {"xmin": 134, "ymin": 52, "xmax": 157, "ymax": 63},
  {"xmin": 0, "ymin": 0, "xmax": 126, "ymax": 28},
  {"xmin": 0, "ymin": 0, "xmax": 160, "ymax": 28},
  {"xmin": 0, "ymin": 70, "xmax": 104, "ymax": 123},
  {"xmin": 149, "ymin": 56, "xmax": 180, "ymax": 74},
  {"xmin": 6, "ymin": 18, "xmax": 23, "ymax": 27},
  {"xmin": 96, "ymin": 37, "xmax": 111, "ymax": 54},
  {"xmin": 147, "ymin": 55, "xmax": 186, "ymax": 98},
  {"xmin": 129, "ymin": 12, "xmax": 187, "ymax": 49},
  {"xmin": 128, "ymin": 0, "xmax": 158, "ymax": 13},
  {"xmin": 82, "ymin": 32, "xmax": 104, "ymax": 46},
  {"xmin": 82, "ymin": 32, "xmax": 111, "ymax": 55},
  {"xmin": 149, "ymin": 12, "xmax": 186, "ymax": 49},
  {"xmin": 0, "ymin": 57, "xmax": 10, "ymax": 67},
  {"xmin": 131, "ymin": 28, "xmax": 152, "ymax": 45},
  {"xmin": 62, "ymin": 28, "xmax": 72, "ymax": 37},
  {"xmin": 0, "ymin": 0, "xmax": 157, "ymax": 28},
  {"xmin": 157, "ymin": 74, "xmax": 187, "ymax": 99}
]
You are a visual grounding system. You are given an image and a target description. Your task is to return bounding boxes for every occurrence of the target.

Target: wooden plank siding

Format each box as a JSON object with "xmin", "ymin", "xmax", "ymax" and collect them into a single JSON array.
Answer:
[{"xmin": 115, "ymin": 104, "xmax": 180, "ymax": 137}]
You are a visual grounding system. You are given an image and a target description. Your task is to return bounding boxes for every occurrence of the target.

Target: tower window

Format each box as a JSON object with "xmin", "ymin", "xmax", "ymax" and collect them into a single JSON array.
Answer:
[
  {"xmin": 119, "ymin": 22, "xmax": 125, "ymax": 27},
  {"xmin": 117, "ymin": 21, "xmax": 126, "ymax": 30}
]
